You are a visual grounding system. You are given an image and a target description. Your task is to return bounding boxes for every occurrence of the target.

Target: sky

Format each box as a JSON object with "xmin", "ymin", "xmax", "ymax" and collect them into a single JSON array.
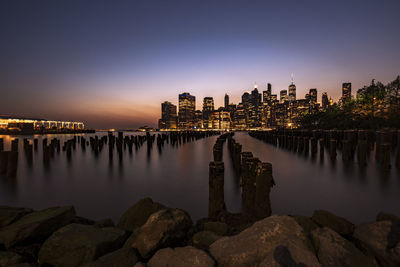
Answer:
[{"xmin": 0, "ymin": 0, "xmax": 399, "ymax": 129}]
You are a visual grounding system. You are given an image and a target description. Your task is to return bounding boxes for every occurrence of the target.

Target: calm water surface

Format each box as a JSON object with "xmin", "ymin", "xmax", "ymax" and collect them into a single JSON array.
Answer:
[{"xmin": 0, "ymin": 132, "xmax": 399, "ymax": 223}]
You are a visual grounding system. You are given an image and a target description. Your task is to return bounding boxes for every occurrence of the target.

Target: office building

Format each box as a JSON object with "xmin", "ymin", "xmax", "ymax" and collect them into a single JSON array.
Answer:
[{"xmin": 178, "ymin": 92, "xmax": 196, "ymax": 129}]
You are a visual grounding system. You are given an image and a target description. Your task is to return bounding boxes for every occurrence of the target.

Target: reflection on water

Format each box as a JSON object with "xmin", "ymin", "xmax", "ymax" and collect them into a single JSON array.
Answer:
[{"xmin": 0, "ymin": 132, "xmax": 399, "ymax": 223}]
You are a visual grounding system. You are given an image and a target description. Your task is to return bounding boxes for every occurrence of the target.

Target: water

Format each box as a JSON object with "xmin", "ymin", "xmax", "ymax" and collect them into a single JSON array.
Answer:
[{"xmin": 0, "ymin": 132, "xmax": 399, "ymax": 224}]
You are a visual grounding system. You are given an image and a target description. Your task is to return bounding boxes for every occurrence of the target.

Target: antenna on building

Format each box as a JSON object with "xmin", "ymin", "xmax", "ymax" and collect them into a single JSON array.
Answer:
[
  {"xmin": 254, "ymin": 82, "xmax": 258, "ymax": 89},
  {"xmin": 291, "ymin": 73, "xmax": 294, "ymax": 84}
]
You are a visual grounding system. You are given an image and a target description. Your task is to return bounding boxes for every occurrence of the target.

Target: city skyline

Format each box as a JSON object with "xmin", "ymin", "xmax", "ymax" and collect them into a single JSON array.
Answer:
[
  {"xmin": 158, "ymin": 80, "xmax": 355, "ymax": 130},
  {"xmin": 1, "ymin": 0, "xmax": 399, "ymax": 129}
]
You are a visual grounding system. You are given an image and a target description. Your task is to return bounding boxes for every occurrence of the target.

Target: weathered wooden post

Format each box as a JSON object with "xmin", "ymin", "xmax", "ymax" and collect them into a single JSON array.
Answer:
[
  {"xmin": 357, "ymin": 141, "xmax": 367, "ymax": 167},
  {"xmin": 213, "ymin": 143, "xmax": 223, "ymax": 162},
  {"xmin": 233, "ymin": 143, "xmax": 242, "ymax": 174},
  {"xmin": 310, "ymin": 137, "xmax": 317, "ymax": 157},
  {"xmin": 342, "ymin": 140, "xmax": 351, "ymax": 162},
  {"xmin": 255, "ymin": 162, "xmax": 275, "ymax": 219},
  {"xmin": 25, "ymin": 143, "xmax": 33, "ymax": 164},
  {"xmin": 6, "ymin": 151, "xmax": 18, "ymax": 177},
  {"xmin": 11, "ymin": 139, "xmax": 18, "ymax": 152},
  {"xmin": 319, "ymin": 138, "xmax": 324, "ymax": 161},
  {"xmin": 380, "ymin": 143, "xmax": 391, "ymax": 170},
  {"xmin": 0, "ymin": 151, "xmax": 9, "ymax": 174},
  {"xmin": 208, "ymin": 161, "xmax": 225, "ymax": 218},
  {"xmin": 329, "ymin": 139, "xmax": 337, "ymax": 161},
  {"xmin": 242, "ymin": 157, "xmax": 260, "ymax": 215},
  {"xmin": 304, "ymin": 137, "xmax": 309, "ymax": 156},
  {"xmin": 34, "ymin": 139, "xmax": 38, "ymax": 151}
]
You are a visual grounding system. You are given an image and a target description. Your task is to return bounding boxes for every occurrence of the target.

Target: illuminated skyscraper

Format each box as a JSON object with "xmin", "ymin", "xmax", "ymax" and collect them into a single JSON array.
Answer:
[
  {"xmin": 202, "ymin": 97, "xmax": 214, "ymax": 129},
  {"xmin": 224, "ymin": 94, "xmax": 229, "ymax": 109},
  {"xmin": 342, "ymin": 83, "xmax": 352, "ymax": 103},
  {"xmin": 322, "ymin": 92, "xmax": 329, "ymax": 110},
  {"xmin": 309, "ymin": 88, "xmax": 317, "ymax": 105},
  {"xmin": 178, "ymin": 92, "xmax": 196, "ymax": 129},
  {"xmin": 289, "ymin": 83, "xmax": 296, "ymax": 102},
  {"xmin": 263, "ymin": 83, "xmax": 272, "ymax": 103},
  {"xmin": 159, "ymin": 101, "xmax": 177, "ymax": 129},
  {"xmin": 280, "ymin": 90, "xmax": 288, "ymax": 103}
]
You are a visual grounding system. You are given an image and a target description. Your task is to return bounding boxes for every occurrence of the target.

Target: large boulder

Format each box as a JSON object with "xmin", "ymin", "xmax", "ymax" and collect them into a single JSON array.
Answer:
[
  {"xmin": 376, "ymin": 212, "xmax": 400, "ymax": 223},
  {"xmin": 0, "ymin": 251, "xmax": 24, "ymax": 266},
  {"xmin": 311, "ymin": 210, "xmax": 354, "ymax": 236},
  {"xmin": 117, "ymin": 197, "xmax": 166, "ymax": 231},
  {"xmin": 353, "ymin": 220, "xmax": 400, "ymax": 267},
  {"xmin": 148, "ymin": 246, "xmax": 215, "ymax": 267},
  {"xmin": 292, "ymin": 215, "xmax": 319, "ymax": 235},
  {"xmin": 7, "ymin": 263, "xmax": 33, "ymax": 267},
  {"xmin": 125, "ymin": 208, "xmax": 192, "ymax": 258},
  {"xmin": 85, "ymin": 247, "xmax": 138, "ymax": 267},
  {"xmin": 0, "ymin": 206, "xmax": 75, "ymax": 248},
  {"xmin": 203, "ymin": 221, "xmax": 228, "ymax": 236},
  {"xmin": 38, "ymin": 224, "xmax": 128, "ymax": 267},
  {"xmin": 191, "ymin": 231, "xmax": 221, "ymax": 250},
  {"xmin": 0, "ymin": 206, "xmax": 33, "ymax": 228},
  {"xmin": 311, "ymin": 227, "xmax": 377, "ymax": 267},
  {"xmin": 209, "ymin": 215, "xmax": 320, "ymax": 267}
]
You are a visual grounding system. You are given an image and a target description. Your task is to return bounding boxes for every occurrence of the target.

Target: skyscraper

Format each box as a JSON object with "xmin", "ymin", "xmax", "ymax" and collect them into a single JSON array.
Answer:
[
  {"xmin": 159, "ymin": 101, "xmax": 177, "ymax": 129},
  {"xmin": 263, "ymin": 83, "xmax": 272, "ymax": 103},
  {"xmin": 224, "ymin": 94, "xmax": 229, "ymax": 109},
  {"xmin": 309, "ymin": 89, "xmax": 317, "ymax": 105},
  {"xmin": 178, "ymin": 92, "xmax": 196, "ymax": 129},
  {"xmin": 280, "ymin": 90, "xmax": 288, "ymax": 103},
  {"xmin": 322, "ymin": 92, "xmax": 329, "ymax": 110},
  {"xmin": 202, "ymin": 97, "xmax": 214, "ymax": 129},
  {"xmin": 289, "ymin": 83, "xmax": 296, "ymax": 102},
  {"xmin": 342, "ymin": 83, "xmax": 352, "ymax": 103}
]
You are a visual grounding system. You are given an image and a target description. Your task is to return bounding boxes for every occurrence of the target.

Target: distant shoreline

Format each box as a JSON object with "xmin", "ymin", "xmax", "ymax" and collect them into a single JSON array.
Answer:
[{"xmin": 0, "ymin": 129, "xmax": 95, "ymax": 136}]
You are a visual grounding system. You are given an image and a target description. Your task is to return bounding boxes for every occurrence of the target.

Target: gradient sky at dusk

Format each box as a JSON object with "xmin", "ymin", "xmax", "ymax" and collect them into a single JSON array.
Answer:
[{"xmin": 1, "ymin": 0, "xmax": 399, "ymax": 129}]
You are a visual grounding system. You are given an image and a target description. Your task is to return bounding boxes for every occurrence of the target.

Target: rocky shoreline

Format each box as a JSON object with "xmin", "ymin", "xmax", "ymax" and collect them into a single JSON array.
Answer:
[{"xmin": 0, "ymin": 198, "xmax": 399, "ymax": 267}]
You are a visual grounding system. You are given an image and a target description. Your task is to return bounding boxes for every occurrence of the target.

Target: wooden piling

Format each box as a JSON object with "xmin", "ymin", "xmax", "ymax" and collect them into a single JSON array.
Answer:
[
  {"xmin": 6, "ymin": 151, "xmax": 18, "ymax": 177},
  {"xmin": 357, "ymin": 141, "xmax": 367, "ymax": 167},
  {"xmin": 329, "ymin": 139, "xmax": 336, "ymax": 161},
  {"xmin": 0, "ymin": 151, "xmax": 9, "ymax": 174},
  {"xmin": 208, "ymin": 161, "xmax": 225, "ymax": 218},
  {"xmin": 255, "ymin": 162, "xmax": 274, "ymax": 219}
]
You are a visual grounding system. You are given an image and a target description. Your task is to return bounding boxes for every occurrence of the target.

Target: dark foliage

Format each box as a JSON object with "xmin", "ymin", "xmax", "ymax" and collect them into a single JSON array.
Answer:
[{"xmin": 298, "ymin": 76, "xmax": 400, "ymax": 129}]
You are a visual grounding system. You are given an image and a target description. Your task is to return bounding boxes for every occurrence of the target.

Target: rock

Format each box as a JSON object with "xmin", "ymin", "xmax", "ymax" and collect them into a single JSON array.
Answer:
[
  {"xmin": 7, "ymin": 263, "xmax": 33, "ymax": 267},
  {"xmin": 376, "ymin": 212, "xmax": 400, "ymax": 223},
  {"xmin": 72, "ymin": 216, "xmax": 96, "ymax": 225},
  {"xmin": 192, "ymin": 231, "xmax": 221, "ymax": 250},
  {"xmin": 0, "ymin": 206, "xmax": 75, "ymax": 248},
  {"xmin": 118, "ymin": 197, "xmax": 166, "ymax": 231},
  {"xmin": 216, "ymin": 210, "xmax": 256, "ymax": 234},
  {"xmin": 353, "ymin": 221, "xmax": 400, "ymax": 267},
  {"xmin": 292, "ymin": 215, "xmax": 319, "ymax": 235},
  {"xmin": 38, "ymin": 224, "xmax": 128, "ymax": 267},
  {"xmin": 126, "ymin": 208, "xmax": 192, "ymax": 258},
  {"xmin": 85, "ymin": 247, "xmax": 138, "ymax": 267},
  {"xmin": 95, "ymin": 218, "xmax": 115, "ymax": 228},
  {"xmin": 312, "ymin": 210, "xmax": 354, "ymax": 236},
  {"xmin": 311, "ymin": 227, "xmax": 377, "ymax": 267},
  {"xmin": 0, "ymin": 206, "xmax": 33, "ymax": 228},
  {"xmin": 203, "ymin": 221, "xmax": 228, "ymax": 236},
  {"xmin": 148, "ymin": 246, "xmax": 215, "ymax": 267},
  {"xmin": 0, "ymin": 251, "xmax": 24, "ymax": 266},
  {"xmin": 209, "ymin": 215, "xmax": 320, "ymax": 266}
]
